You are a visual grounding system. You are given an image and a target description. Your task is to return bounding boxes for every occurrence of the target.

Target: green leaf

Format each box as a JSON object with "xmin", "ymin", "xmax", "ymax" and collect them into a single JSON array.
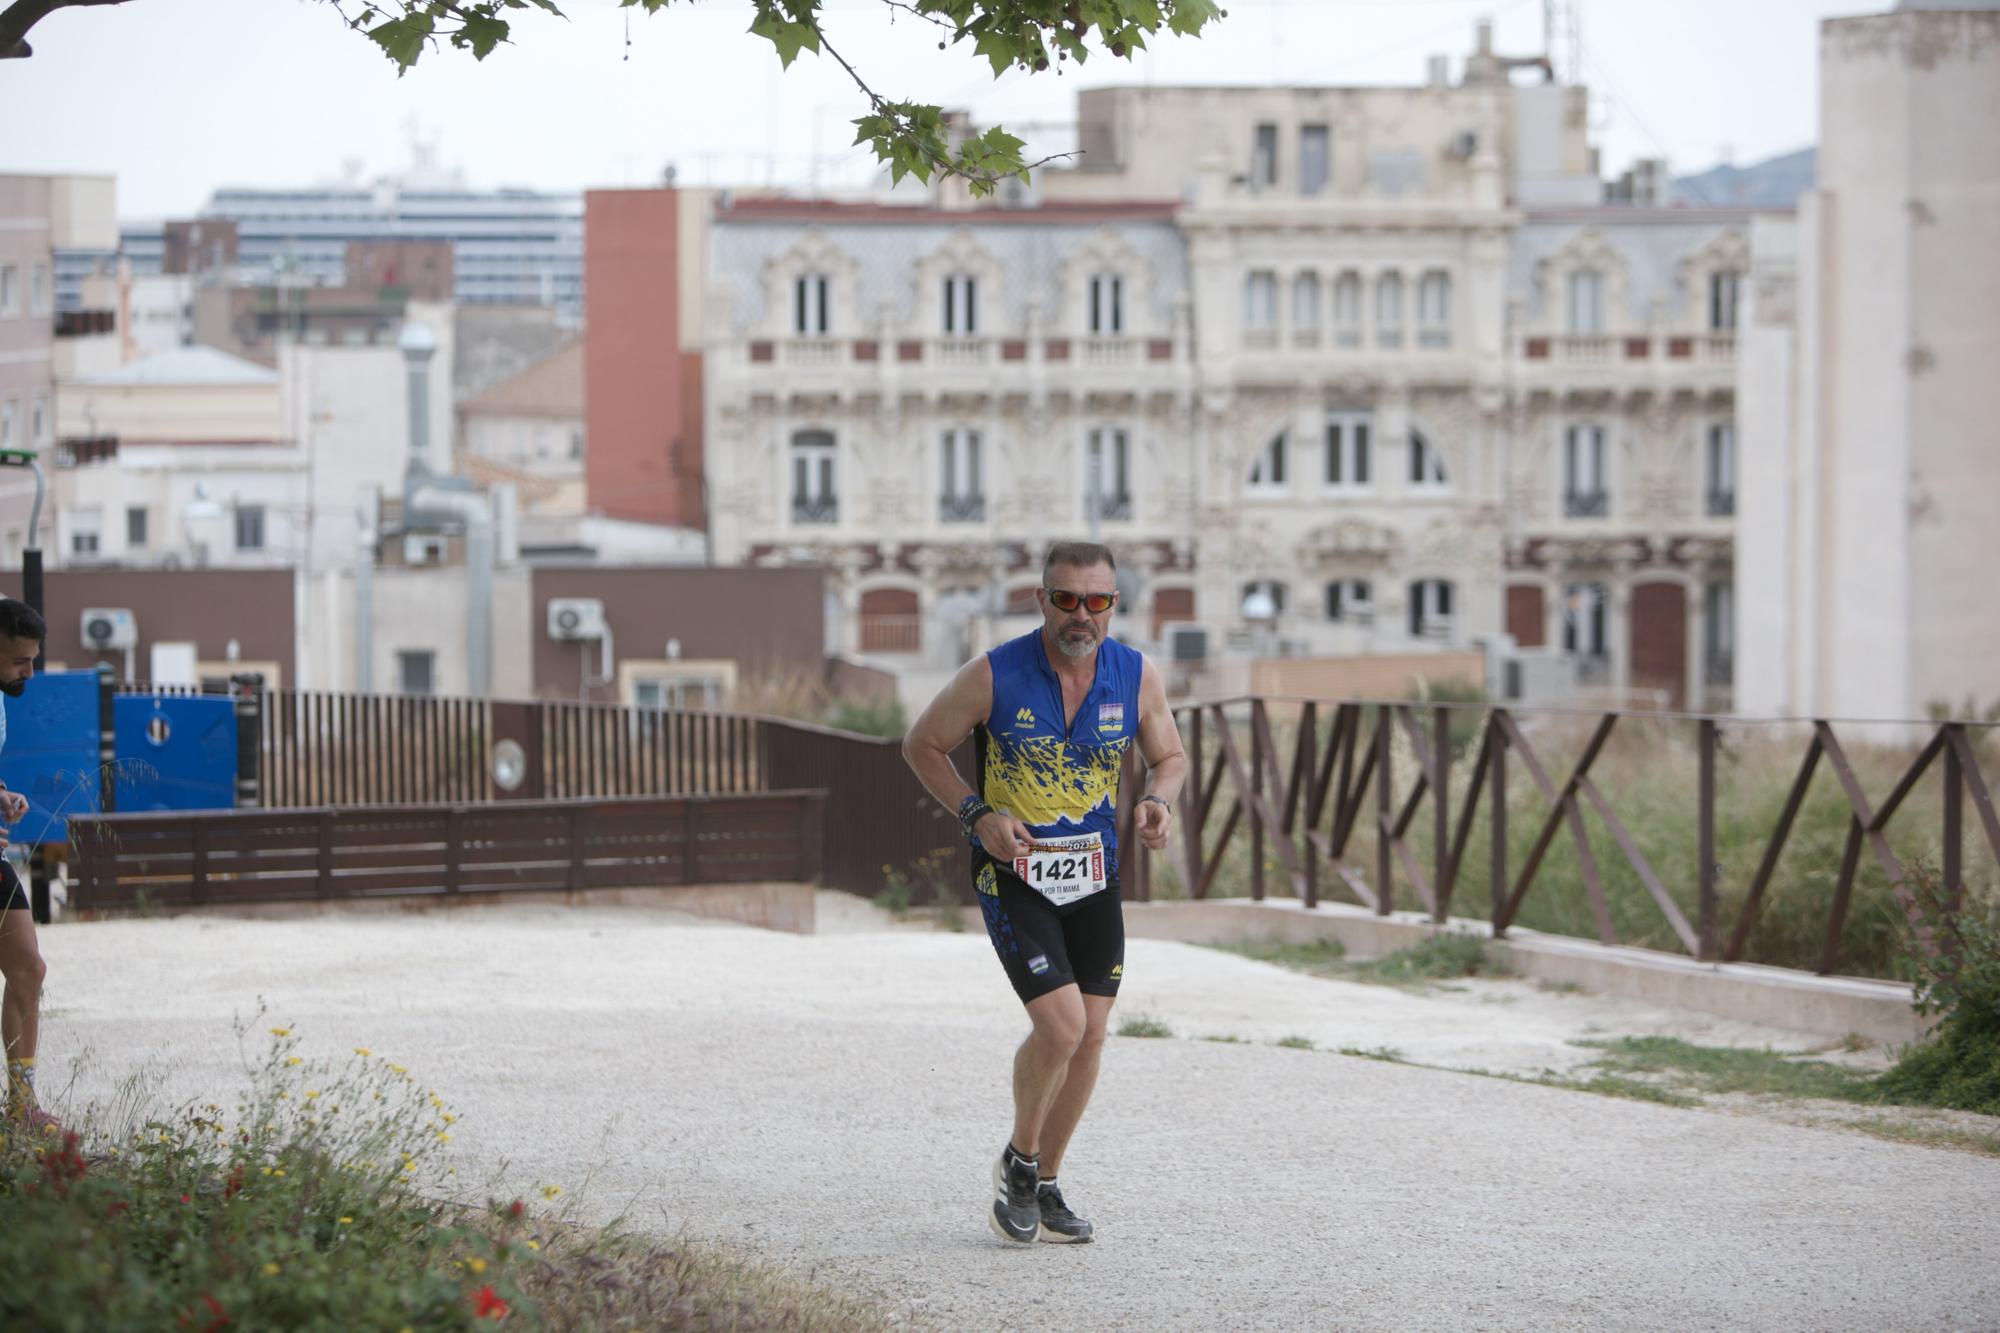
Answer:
[
  {"xmin": 366, "ymin": 13, "xmax": 436, "ymax": 70},
  {"xmin": 454, "ymin": 13, "xmax": 510, "ymax": 58},
  {"xmin": 748, "ymin": 5, "xmax": 819, "ymax": 68},
  {"xmin": 972, "ymin": 28, "xmax": 1017, "ymax": 77},
  {"xmin": 1167, "ymin": 0, "xmax": 1225, "ymax": 38}
]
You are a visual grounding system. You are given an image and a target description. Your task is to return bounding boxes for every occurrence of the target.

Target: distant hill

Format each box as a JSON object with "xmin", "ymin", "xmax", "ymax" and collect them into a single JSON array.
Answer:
[{"xmin": 1671, "ymin": 148, "xmax": 1816, "ymax": 209}]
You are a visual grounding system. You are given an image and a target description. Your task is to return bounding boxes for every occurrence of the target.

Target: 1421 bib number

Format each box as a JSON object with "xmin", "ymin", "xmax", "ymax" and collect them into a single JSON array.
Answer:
[{"xmin": 1014, "ymin": 832, "xmax": 1108, "ymax": 906}]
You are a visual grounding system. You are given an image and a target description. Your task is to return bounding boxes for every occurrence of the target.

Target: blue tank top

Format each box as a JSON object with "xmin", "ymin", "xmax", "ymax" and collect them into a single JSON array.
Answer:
[{"xmin": 976, "ymin": 629, "xmax": 1143, "ymax": 877}]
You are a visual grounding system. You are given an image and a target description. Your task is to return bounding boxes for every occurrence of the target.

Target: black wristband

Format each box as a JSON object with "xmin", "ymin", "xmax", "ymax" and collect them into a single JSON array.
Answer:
[
  {"xmin": 959, "ymin": 801, "xmax": 994, "ymax": 840},
  {"xmin": 1140, "ymin": 794, "xmax": 1171, "ymax": 813}
]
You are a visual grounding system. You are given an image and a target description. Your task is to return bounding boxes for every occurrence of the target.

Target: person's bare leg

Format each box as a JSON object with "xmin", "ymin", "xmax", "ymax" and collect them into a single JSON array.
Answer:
[
  {"xmin": 1011, "ymin": 985, "xmax": 1085, "ymax": 1156},
  {"xmin": 1035, "ymin": 992, "xmax": 1114, "ymax": 1179},
  {"xmin": 0, "ymin": 908, "xmax": 47, "ymax": 1115}
]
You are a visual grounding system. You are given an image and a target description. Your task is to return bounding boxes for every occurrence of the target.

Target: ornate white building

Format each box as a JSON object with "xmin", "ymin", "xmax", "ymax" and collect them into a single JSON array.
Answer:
[
  {"xmin": 703, "ymin": 22, "xmax": 1760, "ymax": 708},
  {"xmin": 703, "ymin": 201, "xmax": 1198, "ymax": 681}
]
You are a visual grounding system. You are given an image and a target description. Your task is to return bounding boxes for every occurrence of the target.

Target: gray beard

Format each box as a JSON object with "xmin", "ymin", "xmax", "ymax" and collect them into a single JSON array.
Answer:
[{"xmin": 1054, "ymin": 631, "xmax": 1096, "ymax": 659}]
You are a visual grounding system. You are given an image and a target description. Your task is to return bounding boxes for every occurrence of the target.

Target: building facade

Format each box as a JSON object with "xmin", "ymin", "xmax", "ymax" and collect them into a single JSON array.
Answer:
[
  {"xmin": 703, "ymin": 197, "xmax": 1198, "ymax": 694},
  {"xmin": 703, "ymin": 30, "xmax": 1752, "ymax": 709},
  {"xmin": 1737, "ymin": 4, "xmax": 2000, "ymax": 722}
]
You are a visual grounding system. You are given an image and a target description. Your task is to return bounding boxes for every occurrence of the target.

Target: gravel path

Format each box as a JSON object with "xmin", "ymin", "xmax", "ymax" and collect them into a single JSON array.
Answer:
[{"xmin": 36, "ymin": 900, "xmax": 2000, "ymax": 1332}]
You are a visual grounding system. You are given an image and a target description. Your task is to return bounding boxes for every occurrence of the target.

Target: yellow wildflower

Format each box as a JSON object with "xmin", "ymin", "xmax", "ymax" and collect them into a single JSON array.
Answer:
[
  {"xmin": 353, "ymin": 1047, "xmax": 372, "ymax": 1057},
  {"xmin": 540, "ymin": 1185, "xmax": 561, "ymax": 1200},
  {"xmin": 338, "ymin": 1216, "xmax": 353, "ymax": 1225},
  {"xmin": 526, "ymin": 1240, "xmax": 540, "ymax": 1251},
  {"xmin": 436, "ymin": 1133, "xmax": 451, "ymax": 1144},
  {"xmin": 468, "ymin": 1257, "xmax": 487, "ymax": 1275},
  {"xmin": 286, "ymin": 1057, "xmax": 301, "ymax": 1067},
  {"xmin": 269, "ymin": 1028, "xmax": 290, "ymax": 1037},
  {"xmin": 262, "ymin": 1262, "xmax": 281, "ymax": 1276}
]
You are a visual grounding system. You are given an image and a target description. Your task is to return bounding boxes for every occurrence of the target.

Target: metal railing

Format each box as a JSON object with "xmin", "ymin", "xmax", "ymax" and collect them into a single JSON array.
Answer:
[
  {"xmin": 1564, "ymin": 490, "xmax": 1610, "ymax": 518},
  {"xmin": 791, "ymin": 495, "xmax": 838, "ymax": 524},
  {"xmin": 938, "ymin": 493, "xmax": 986, "ymax": 523},
  {"xmin": 1146, "ymin": 698, "xmax": 1998, "ymax": 978}
]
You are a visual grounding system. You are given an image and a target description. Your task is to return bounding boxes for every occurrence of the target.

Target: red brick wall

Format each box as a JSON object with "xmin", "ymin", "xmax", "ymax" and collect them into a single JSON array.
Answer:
[{"xmin": 584, "ymin": 189, "xmax": 698, "ymax": 528}]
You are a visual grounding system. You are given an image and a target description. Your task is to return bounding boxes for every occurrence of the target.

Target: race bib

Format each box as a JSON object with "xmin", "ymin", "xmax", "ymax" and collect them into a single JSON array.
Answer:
[{"xmin": 1014, "ymin": 831, "xmax": 1108, "ymax": 906}]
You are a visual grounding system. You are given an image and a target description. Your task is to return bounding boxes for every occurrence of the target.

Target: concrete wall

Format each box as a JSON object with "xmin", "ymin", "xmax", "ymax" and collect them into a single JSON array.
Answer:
[
  {"xmin": 529, "ymin": 565, "xmax": 824, "ymax": 702},
  {"xmin": 1896, "ymin": 10, "xmax": 2000, "ymax": 716},
  {"xmin": 27, "ymin": 567, "xmax": 296, "ymax": 683},
  {"xmin": 0, "ymin": 176, "xmax": 57, "ymax": 566},
  {"xmin": 56, "ymin": 377, "xmax": 282, "ymax": 443},
  {"xmin": 1121, "ymin": 898, "xmax": 1929, "ymax": 1045}
]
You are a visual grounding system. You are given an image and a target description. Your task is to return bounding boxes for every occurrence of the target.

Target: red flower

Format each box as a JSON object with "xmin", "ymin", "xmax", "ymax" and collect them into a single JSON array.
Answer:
[
  {"xmin": 471, "ymin": 1285, "xmax": 510, "ymax": 1320},
  {"xmin": 508, "ymin": 1199, "xmax": 524, "ymax": 1218},
  {"xmin": 224, "ymin": 1167, "xmax": 245, "ymax": 1198},
  {"xmin": 181, "ymin": 1193, "xmax": 192, "ymax": 1203},
  {"xmin": 177, "ymin": 1293, "xmax": 229, "ymax": 1332}
]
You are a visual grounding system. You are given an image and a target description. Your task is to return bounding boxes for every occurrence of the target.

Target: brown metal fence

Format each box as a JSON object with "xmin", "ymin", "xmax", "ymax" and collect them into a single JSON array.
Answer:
[
  {"xmin": 1160, "ymin": 698, "xmax": 2000, "ymax": 977},
  {"xmin": 65, "ymin": 792, "xmax": 826, "ymax": 912}
]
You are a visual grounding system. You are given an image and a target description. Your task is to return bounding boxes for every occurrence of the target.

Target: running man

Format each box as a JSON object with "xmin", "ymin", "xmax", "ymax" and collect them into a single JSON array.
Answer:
[
  {"xmin": 0, "ymin": 598, "xmax": 55, "ymax": 1133},
  {"xmin": 903, "ymin": 541, "xmax": 1186, "ymax": 1244}
]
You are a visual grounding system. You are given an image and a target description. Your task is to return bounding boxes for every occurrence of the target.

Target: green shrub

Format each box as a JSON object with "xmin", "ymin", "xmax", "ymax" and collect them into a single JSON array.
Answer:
[
  {"xmin": 823, "ymin": 698, "xmax": 906, "ymax": 739},
  {"xmin": 0, "ymin": 1022, "xmax": 534, "ymax": 1331},
  {"xmin": 1873, "ymin": 871, "xmax": 2000, "ymax": 1116},
  {"xmin": 1, "ymin": 1021, "xmax": 896, "ymax": 1331}
]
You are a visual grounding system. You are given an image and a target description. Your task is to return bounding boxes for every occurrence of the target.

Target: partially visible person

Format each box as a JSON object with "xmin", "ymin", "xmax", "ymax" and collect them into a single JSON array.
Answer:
[{"xmin": 0, "ymin": 597, "xmax": 55, "ymax": 1133}]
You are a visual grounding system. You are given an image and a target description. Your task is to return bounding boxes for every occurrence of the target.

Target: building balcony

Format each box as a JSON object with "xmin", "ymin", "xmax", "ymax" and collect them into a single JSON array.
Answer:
[
  {"xmin": 857, "ymin": 614, "xmax": 921, "ymax": 656},
  {"xmin": 1091, "ymin": 492, "xmax": 1133, "ymax": 522},
  {"xmin": 56, "ymin": 436, "xmax": 119, "ymax": 467},
  {"xmin": 791, "ymin": 495, "xmax": 838, "ymax": 525},
  {"xmin": 1564, "ymin": 490, "xmax": 1610, "ymax": 518},
  {"xmin": 1516, "ymin": 330, "xmax": 1738, "ymax": 388},
  {"xmin": 55, "ymin": 309, "xmax": 116, "ymax": 337},
  {"xmin": 938, "ymin": 492, "xmax": 987, "ymax": 523},
  {"xmin": 737, "ymin": 334, "xmax": 1179, "ymax": 395}
]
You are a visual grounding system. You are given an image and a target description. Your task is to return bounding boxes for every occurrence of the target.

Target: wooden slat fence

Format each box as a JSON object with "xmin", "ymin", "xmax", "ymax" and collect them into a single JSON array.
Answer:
[{"xmin": 65, "ymin": 792, "xmax": 825, "ymax": 912}]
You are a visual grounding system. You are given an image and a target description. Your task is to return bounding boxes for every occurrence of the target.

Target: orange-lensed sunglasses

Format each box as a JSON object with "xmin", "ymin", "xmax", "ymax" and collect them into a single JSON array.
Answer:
[{"xmin": 1045, "ymin": 588, "xmax": 1118, "ymax": 614}]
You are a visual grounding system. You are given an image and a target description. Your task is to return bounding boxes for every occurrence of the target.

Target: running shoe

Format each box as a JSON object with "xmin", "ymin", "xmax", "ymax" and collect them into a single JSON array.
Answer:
[
  {"xmin": 989, "ymin": 1148, "xmax": 1040, "ymax": 1244},
  {"xmin": 1036, "ymin": 1180, "xmax": 1093, "ymax": 1243}
]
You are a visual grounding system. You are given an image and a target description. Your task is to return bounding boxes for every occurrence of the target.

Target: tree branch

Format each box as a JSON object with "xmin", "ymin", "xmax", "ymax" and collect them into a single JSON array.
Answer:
[{"xmin": 0, "ymin": 0, "xmax": 137, "ymax": 59}]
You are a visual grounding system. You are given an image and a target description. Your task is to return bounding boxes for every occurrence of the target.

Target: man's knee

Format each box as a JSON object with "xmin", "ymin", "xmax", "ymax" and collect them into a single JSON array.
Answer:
[
  {"xmin": 0, "ymin": 945, "xmax": 44, "ymax": 993},
  {"xmin": 1030, "ymin": 991, "xmax": 1087, "ymax": 1056}
]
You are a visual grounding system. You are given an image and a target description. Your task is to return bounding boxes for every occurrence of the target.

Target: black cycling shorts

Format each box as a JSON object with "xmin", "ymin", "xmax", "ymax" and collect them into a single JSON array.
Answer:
[
  {"xmin": 1, "ymin": 861, "xmax": 27, "ymax": 913},
  {"xmin": 972, "ymin": 849, "xmax": 1124, "ymax": 1005}
]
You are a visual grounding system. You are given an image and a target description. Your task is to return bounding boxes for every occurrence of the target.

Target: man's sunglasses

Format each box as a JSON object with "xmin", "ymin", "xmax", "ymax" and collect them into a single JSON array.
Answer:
[{"xmin": 1045, "ymin": 588, "xmax": 1118, "ymax": 614}]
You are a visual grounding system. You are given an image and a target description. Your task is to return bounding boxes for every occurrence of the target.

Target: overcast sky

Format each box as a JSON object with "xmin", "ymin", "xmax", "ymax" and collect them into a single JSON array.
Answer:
[{"xmin": 2, "ymin": 0, "xmax": 1862, "ymax": 220}]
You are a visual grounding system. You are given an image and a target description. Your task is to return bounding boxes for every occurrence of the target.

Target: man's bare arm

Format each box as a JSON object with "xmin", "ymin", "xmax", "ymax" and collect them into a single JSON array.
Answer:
[
  {"xmin": 901, "ymin": 655, "xmax": 995, "ymax": 815},
  {"xmin": 1136, "ymin": 657, "xmax": 1188, "ymax": 805}
]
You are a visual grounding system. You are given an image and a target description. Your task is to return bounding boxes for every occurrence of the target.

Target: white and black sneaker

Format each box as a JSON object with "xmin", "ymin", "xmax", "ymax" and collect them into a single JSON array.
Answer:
[
  {"xmin": 989, "ymin": 1147, "xmax": 1040, "ymax": 1244},
  {"xmin": 1036, "ymin": 1180, "xmax": 1093, "ymax": 1243}
]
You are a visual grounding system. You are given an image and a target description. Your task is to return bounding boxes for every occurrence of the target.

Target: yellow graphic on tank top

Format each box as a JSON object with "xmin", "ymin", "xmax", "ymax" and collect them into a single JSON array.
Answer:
[{"xmin": 983, "ymin": 733, "xmax": 1130, "ymax": 827}]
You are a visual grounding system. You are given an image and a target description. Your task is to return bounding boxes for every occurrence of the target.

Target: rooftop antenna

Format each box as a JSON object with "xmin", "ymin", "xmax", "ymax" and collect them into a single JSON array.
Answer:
[{"xmin": 1542, "ymin": 0, "xmax": 1581, "ymax": 85}]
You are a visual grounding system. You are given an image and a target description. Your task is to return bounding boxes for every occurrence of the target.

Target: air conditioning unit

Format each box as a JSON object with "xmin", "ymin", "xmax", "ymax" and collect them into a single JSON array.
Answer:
[
  {"xmin": 547, "ymin": 598, "xmax": 607, "ymax": 641},
  {"xmin": 1164, "ymin": 623, "xmax": 1209, "ymax": 663},
  {"xmin": 403, "ymin": 534, "xmax": 446, "ymax": 565},
  {"xmin": 81, "ymin": 608, "xmax": 138, "ymax": 650}
]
